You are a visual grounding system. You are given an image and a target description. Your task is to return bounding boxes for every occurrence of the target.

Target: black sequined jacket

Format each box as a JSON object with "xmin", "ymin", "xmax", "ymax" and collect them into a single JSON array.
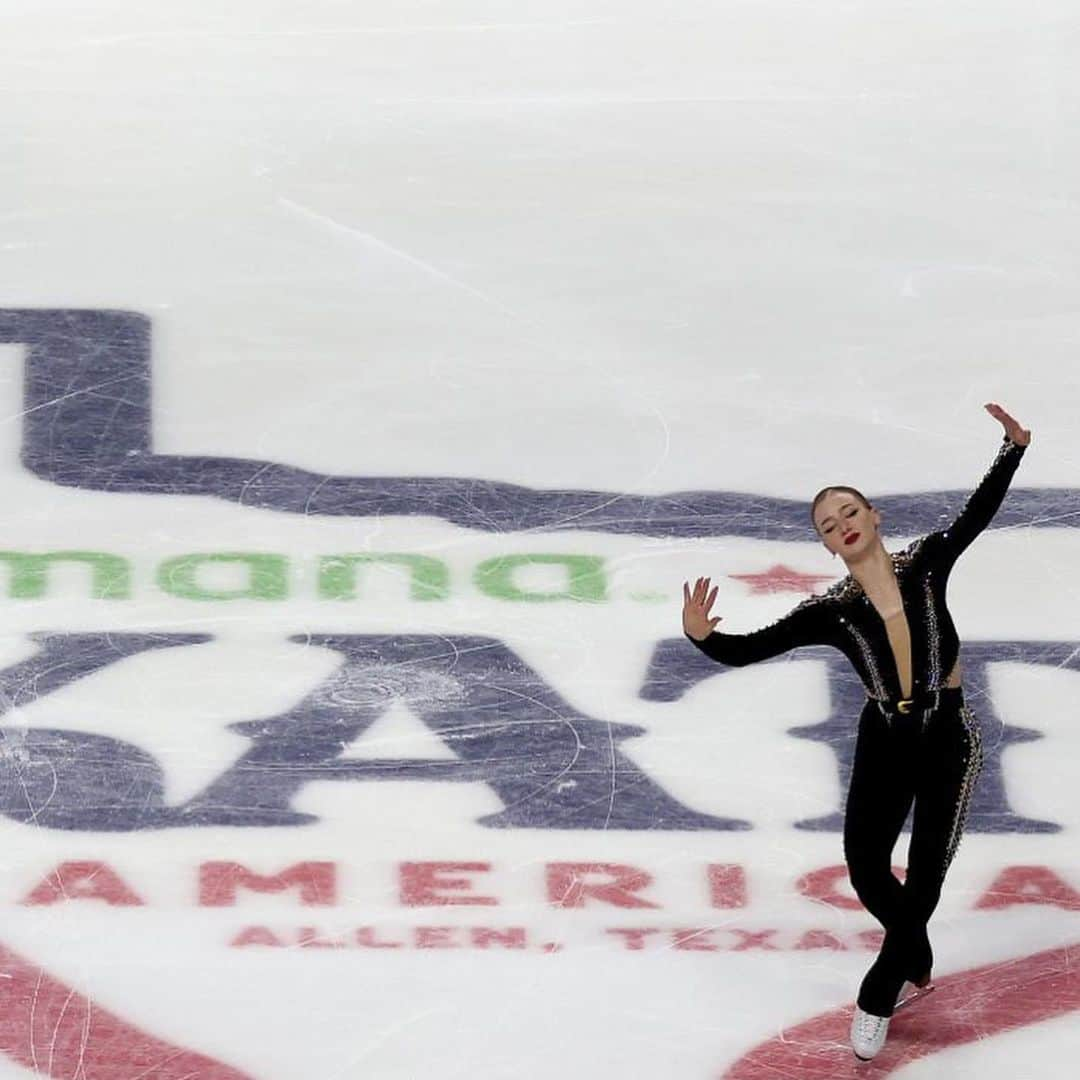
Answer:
[{"xmin": 685, "ymin": 437, "xmax": 1028, "ymax": 702}]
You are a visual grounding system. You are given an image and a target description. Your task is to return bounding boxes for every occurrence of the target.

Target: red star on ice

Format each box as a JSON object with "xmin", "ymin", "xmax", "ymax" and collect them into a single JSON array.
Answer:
[{"xmin": 728, "ymin": 564, "xmax": 838, "ymax": 596}]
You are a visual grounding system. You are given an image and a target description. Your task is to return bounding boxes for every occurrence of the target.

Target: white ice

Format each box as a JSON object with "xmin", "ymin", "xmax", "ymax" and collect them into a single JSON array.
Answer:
[{"xmin": 2, "ymin": 2, "xmax": 1079, "ymax": 1078}]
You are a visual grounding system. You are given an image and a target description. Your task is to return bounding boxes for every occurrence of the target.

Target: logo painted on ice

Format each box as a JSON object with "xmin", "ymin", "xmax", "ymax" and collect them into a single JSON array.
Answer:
[
  {"xmin": 0, "ymin": 942, "xmax": 252, "ymax": 1079},
  {"xmin": 0, "ymin": 309, "xmax": 1072, "ymax": 834},
  {"xmin": 721, "ymin": 942, "xmax": 1080, "ymax": 1079},
  {"xmin": 0, "ymin": 628, "xmax": 1074, "ymax": 837},
  {"xmin": 0, "ymin": 308, "xmax": 1064, "ymax": 537},
  {"xmin": 0, "ymin": 307, "xmax": 1075, "ymax": 1079}
]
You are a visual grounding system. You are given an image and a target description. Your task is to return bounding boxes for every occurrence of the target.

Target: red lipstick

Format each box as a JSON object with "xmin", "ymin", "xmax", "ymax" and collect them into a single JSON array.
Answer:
[{"xmin": 844, "ymin": 532, "xmax": 860, "ymax": 546}]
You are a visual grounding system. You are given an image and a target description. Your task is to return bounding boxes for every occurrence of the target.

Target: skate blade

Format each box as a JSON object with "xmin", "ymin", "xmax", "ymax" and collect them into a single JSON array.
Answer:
[{"xmin": 894, "ymin": 983, "xmax": 935, "ymax": 1011}]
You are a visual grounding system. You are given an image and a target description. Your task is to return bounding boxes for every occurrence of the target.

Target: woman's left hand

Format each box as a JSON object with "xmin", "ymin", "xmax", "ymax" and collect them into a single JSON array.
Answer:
[{"xmin": 985, "ymin": 402, "xmax": 1031, "ymax": 446}]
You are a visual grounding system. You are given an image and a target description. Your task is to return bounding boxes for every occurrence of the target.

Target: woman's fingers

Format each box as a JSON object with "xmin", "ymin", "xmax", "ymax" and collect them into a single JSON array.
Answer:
[
  {"xmin": 986, "ymin": 401, "xmax": 1020, "ymax": 427},
  {"xmin": 684, "ymin": 576, "xmax": 721, "ymax": 615},
  {"xmin": 682, "ymin": 577, "xmax": 723, "ymax": 638},
  {"xmin": 985, "ymin": 402, "xmax": 1031, "ymax": 445}
]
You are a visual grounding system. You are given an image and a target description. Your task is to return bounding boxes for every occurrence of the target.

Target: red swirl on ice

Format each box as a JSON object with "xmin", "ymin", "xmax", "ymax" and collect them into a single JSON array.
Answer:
[
  {"xmin": 0, "ymin": 942, "xmax": 254, "ymax": 1079},
  {"xmin": 721, "ymin": 943, "xmax": 1080, "ymax": 1078}
]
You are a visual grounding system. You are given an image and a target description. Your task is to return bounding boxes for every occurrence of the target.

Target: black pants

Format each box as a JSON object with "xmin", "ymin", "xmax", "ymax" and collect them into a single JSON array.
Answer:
[{"xmin": 843, "ymin": 686, "xmax": 982, "ymax": 1016}]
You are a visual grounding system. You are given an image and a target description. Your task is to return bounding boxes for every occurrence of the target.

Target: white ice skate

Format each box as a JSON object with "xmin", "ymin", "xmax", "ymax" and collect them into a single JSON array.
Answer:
[
  {"xmin": 852, "ymin": 981, "xmax": 934, "ymax": 1061},
  {"xmin": 851, "ymin": 1006, "xmax": 890, "ymax": 1061}
]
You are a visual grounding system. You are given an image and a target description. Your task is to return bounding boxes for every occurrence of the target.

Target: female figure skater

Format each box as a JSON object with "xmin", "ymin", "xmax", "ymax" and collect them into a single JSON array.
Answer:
[{"xmin": 681, "ymin": 402, "xmax": 1031, "ymax": 1061}]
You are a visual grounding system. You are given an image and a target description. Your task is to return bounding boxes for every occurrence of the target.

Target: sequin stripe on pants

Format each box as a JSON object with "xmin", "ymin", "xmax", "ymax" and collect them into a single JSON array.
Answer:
[{"xmin": 942, "ymin": 702, "xmax": 983, "ymax": 873}]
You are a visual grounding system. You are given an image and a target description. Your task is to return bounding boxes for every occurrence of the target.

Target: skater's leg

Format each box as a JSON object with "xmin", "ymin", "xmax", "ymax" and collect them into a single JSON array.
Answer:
[
  {"xmin": 860, "ymin": 693, "xmax": 982, "ymax": 1015},
  {"xmin": 856, "ymin": 924, "xmax": 920, "ymax": 1015},
  {"xmin": 850, "ymin": 695, "xmax": 980, "ymax": 1029},
  {"xmin": 844, "ymin": 704, "xmax": 920, "ymax": 1017},
  {"xmin": 898, "ymin": 697, "xmax": 984, "ymax": 976},
  {"xmin": 843, "ymin": 704, "xmax": 915, "ymax": 929}
]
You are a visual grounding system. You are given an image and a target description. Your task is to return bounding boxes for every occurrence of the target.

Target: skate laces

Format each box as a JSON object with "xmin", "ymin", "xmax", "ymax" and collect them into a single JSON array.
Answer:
[
  {"xmin": 851, "ymin": 1005, "xmax": 891, "ymax": 1060},
  {"xmin": 854, "ymin": 1009, "xmax": 889, "ymax": 1038}
]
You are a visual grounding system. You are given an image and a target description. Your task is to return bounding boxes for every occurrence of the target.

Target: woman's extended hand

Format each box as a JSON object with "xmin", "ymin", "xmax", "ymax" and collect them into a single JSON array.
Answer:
[
  {"xmin": 682, "ymin": 576, "xmax": 722, "ymax": 641},
  {"xmin": 985, "ymin": 402, "xmax": 1031, "ymax": 447}
]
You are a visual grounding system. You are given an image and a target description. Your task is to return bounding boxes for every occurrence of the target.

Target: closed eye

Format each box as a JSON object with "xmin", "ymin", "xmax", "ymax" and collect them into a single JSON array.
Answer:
[{"xmin": 822, "ymin": 509, "xmax": 858, "ymax": 534}]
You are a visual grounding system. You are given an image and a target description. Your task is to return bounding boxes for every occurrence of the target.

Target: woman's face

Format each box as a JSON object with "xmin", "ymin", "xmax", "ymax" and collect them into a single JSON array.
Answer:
[{"xmin": 813, "ymin": 491, "xmax": 881, "ymax": 559}]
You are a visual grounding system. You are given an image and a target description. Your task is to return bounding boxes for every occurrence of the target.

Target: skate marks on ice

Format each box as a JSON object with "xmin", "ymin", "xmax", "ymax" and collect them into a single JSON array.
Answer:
[
  {"xmin": 0, "ymin": 308, "xmax": 1061, "ymax": 538},
  {"xmin": 720, "ymin": 942, "xmax": 1080, "ymax": 1078},
  {"xmin": 0, "ymin": 942, "xmax": 253, "ymax": 1079}
]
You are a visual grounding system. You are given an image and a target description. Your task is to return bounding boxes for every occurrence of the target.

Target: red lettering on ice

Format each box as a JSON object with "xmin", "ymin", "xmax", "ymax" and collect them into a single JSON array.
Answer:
[
  {"xmin": 21, "ymin": 862, "xmax": 145, "ymax": 907},
  {"xmin": 974, "ymin": 865, "xmax": 1080, "ymax": 911},
  {"xmin": 708, "ymin": 864, "xmax": 748, "ymax": 908},
  {"xmin": 199, "ymin": 861, "xmax": 337, "ymax": 906},
  {"xmin": 399, "ymin": 862, "xmax": 497, "ymax": 906},
  {"xmin": 546, "ymin": 863, "xmax": 660, "ymax": 910}
]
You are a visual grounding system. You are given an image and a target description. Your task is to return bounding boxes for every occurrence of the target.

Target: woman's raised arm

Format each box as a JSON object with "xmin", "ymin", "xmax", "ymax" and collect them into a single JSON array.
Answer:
[{"xmin": 932, "ymin": 403, "xmax": 1031, "ymax": 566}]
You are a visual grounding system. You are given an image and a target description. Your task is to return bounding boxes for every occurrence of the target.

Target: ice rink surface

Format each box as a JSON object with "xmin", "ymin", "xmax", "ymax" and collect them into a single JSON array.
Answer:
[{"xmin": 2, "ymin": 2, "xmax": 1079, "ymax": 1077}]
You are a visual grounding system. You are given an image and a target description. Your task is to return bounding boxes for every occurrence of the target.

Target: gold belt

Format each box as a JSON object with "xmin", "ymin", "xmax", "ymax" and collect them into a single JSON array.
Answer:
[{"xmin": 871, "ymin": 690, "xmax": 950, "ymax": 719}]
